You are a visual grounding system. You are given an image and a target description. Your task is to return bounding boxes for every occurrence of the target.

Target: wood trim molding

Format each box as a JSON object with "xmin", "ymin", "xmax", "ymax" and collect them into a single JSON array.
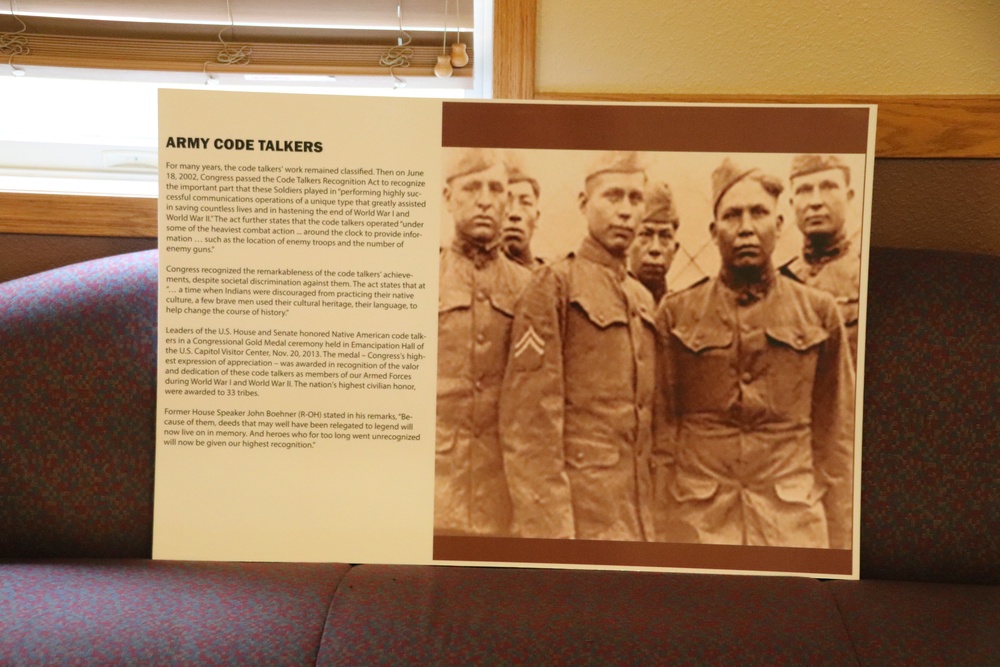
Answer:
[
  {"xmin": 492, "ymin": 0, "xmax": 537, "ymax": 100},
  {"xmin": 0, "ymin": 192, "xmax": 157, "ymax": 238}
]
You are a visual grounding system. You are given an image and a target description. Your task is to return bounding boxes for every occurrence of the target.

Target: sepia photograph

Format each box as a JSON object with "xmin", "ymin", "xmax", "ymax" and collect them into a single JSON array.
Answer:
[{"xmin": 432, "ymin": 102, "xmax": 873, "ymax": 577}]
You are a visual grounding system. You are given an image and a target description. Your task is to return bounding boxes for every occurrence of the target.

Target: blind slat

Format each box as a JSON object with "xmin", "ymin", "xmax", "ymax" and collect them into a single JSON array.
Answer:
[
  {"xmin": 4, "ymin": 0, "xmax": 474, "ymax": 32},
  {"xmin": 11, "ymin": 33, "xmax": 474, "ymax": 76}
]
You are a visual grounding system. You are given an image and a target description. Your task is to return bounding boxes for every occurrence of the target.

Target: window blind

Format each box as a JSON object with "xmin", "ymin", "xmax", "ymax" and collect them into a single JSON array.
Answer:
[{"xmin": 0, "ymin": 1, "xmax": 475, "ymax": 81}]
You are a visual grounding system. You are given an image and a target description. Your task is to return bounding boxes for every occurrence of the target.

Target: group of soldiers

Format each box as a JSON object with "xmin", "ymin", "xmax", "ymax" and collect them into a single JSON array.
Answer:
[{"xmin": 435, "ymin": 148, "xmax": 860, "ymax": 550}]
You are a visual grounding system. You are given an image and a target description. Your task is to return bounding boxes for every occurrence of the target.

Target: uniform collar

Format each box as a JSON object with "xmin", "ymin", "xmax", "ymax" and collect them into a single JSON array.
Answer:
[
  {"xmin": 629, "ymin": 269, "xmax": 667, "ymax": 303},
  {"xmin": 452, "ymin": 235, "xmax": 501, "ymax": 269},
  {"xmin": 577, "ymin": 235, "xmax": 627, "ymax": 280},
  {"xmin": 719, "ymin": 262, "xmax": 776, "ymax": 306},
  {"xmin": 504, "ymin": 246, "xmax": 536, "ymax": 268},
  {"xmin": 803, "ymin": 228, "xmax": 852, "ymax": 266}
]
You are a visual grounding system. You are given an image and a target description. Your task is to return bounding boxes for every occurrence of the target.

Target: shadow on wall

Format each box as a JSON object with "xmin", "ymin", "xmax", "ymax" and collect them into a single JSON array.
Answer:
[
  {"xmin": 870, "ymin": 159, "xmax": 1000, "ymax": 257},
  {"xmin": 0, "ymin": 234, "xmax": 158, "ymax": 283}
]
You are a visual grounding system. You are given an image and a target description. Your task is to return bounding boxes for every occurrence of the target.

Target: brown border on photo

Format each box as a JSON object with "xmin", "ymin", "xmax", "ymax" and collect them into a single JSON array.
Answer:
[
  {"xmin": 434, "ymin": 536, "xmax": 853, "ymax": 576},
  {"xmin": 442, "ymin": 102, "xmax": 870, "ymax": 154}
]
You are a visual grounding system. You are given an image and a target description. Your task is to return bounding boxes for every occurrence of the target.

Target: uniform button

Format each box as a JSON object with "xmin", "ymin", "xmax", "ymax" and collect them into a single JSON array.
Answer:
[
  {"xmin": 576, "ymin": 451, "xmax": 585, "ymax": 461},
  {"xmin": 477, "ymin": 290, "xmax": 488, "ymax": 301},
  {"xmin": 741, "ymin": 372, "xmax": 752, "ymax": 383},
  {"xmin": 476, "ymin": 333, "xmax": 486, "ymax": 344},
  {"xmin": 474, "ymin": 380, "xmax": 483, "ymax": 391}
]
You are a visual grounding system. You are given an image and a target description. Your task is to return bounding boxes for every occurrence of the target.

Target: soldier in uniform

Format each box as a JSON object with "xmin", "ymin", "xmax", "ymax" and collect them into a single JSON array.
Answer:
[
  {"xmin": 780, "ymin": 154, "xmax": 861, "ymax": 362},
  {"xmin": 435, "ymin": 148, "xmax": 532, "ymax": 537},
  {"xmin": 499, "ymin": 152, "xmax": 657, "ymax": 541},
  {"xmin": 500, "ymin": 162, "xmax": 544, "ymax": 268},
  {"xmin": 653, "ymin": 158, "xmax": 855, "ymax": 549},
  {"xmin": 627, "ymin": 181, "xmax": 680, "ymax": 304}
]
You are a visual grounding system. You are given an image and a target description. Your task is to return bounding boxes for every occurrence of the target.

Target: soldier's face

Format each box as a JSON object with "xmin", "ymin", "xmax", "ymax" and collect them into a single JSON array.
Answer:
[
  {"xmin": 580, "ymin": 171, "xmax": 646, "ymax": 256},
  {"xmin": 711, "ymin": 178, "xmax": 783, "ymax": 270},
  {"xmin": 627, "ymin": 220, "xmax": 678, "ymax": 285},
  {"xmin": 501, "ymin": 180, "xmax": 540, "ymax": 257},
  {"xmin": 790, "ymin": 168, "xmax": 853, "ymax": 238},
  {"xmin": 445, "ymin": 163, "xmax": 508, "ymax": 244}
]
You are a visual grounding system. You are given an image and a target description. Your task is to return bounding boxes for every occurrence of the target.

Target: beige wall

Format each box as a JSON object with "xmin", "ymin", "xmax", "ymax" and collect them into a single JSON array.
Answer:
[
  {"xmin": 533, "ymin": 1, "xmax": 1000, "ymax": 257},
  {"xmin": 536, "ymin": 0, "xmax": 1000, "ymax": 95}
]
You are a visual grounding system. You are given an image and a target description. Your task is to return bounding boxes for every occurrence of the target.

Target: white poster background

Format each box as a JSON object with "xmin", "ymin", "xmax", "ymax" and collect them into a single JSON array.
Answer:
[{"xmin": 154, "ymin": 90, "xmax": 442, "ymax": 562}]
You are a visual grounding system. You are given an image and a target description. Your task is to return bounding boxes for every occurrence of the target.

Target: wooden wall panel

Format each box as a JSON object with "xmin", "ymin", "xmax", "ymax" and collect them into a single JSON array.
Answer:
[{"xmin": 0, "ymin": 192, "xmax": 157, "ymax": 237}]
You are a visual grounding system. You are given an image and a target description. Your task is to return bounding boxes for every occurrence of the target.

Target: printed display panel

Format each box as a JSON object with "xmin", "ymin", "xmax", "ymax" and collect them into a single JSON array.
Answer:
[{"xmin": 156, "ymin": 91, "xmax": 874, "ymax": 578}]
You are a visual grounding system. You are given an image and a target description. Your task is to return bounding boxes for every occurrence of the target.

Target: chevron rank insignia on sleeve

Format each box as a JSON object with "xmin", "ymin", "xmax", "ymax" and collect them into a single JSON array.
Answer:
[{"xmin": 512, "ymin": 324, "xmax": 545, "ymax": 369}]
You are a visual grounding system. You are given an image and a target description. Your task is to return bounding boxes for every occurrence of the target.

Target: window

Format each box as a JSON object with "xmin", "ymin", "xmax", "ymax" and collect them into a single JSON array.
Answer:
[{"xmin": 0, "ymin": 0, "xmax": 492, "ymax": 196}]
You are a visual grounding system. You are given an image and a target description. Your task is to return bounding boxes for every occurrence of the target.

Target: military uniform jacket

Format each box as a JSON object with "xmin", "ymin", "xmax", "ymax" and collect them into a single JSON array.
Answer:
[
  {"xmin": 499, "ymin": 236, "xmax": 657, "ymax": 541},
  {"xmin": 780, "ymin": 227, "xmax": 862, "ymax": 362},
  {"xmin": 654, "ymin": 272, "xmax": 855, "ymax": 549},
  {"xmin": 436, "ymin": 243, "xmax": 531, "ymax": 536}
]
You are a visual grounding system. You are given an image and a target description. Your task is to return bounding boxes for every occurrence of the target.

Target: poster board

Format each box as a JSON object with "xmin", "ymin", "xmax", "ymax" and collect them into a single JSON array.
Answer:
[{"xmin": 155, "ymin": 90, "xmax": 875, "ymax": 578}]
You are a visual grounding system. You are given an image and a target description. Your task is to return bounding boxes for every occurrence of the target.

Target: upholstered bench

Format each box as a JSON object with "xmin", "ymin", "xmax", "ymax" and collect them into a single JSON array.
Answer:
[{"xmin": 1, "ymin": 248, "xmax": 996, "ymax": 665}]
